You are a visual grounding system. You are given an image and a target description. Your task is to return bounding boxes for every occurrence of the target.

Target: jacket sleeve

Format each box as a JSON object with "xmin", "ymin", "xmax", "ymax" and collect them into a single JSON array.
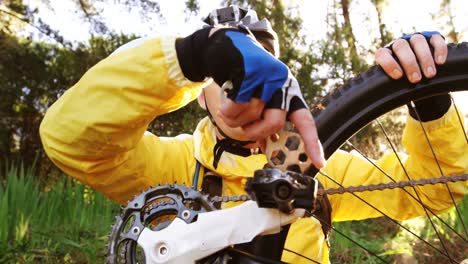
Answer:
[
  {"xmin": 319, "ymin": 105, "xmax": 468, "ymax": 222},
  {"xmin": 40, "ymin": 37, "xmax": 207, "ymax": 204}
]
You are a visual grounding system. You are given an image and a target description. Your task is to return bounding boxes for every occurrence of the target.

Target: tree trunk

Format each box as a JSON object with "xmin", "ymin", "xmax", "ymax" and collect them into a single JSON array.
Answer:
[
  {"xmin": 370, "ymin": 0, "xmax": 393, "ymax": 47},
  {"xmin": 441, "ymin": 0, "xmax": 459, "ymax": 43},
  {"xmin": 340, "ymin": 0, "xmax": 361, "ymax": 73}
]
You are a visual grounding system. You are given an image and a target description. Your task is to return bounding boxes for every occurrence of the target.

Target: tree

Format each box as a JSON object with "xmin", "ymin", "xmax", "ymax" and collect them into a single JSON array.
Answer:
[
  {"xmin": 318, "ymin": 0, "xmax": 407, "ymax": 156},
  {"xmin": 0, "ymin": 28, "xmax": 137, "ymax": 177},
  {"xmin": 0, "ymin": 0, "xmax": 163, "ymax": 176},
  {"xmin": 436, "ymin": 0, "xmax": 460, "ymax": 43},
  {"xmin": 370, "ymin": 0, "xmax": 393, "ymax": 47},
  {"xmin": 340, "ymin": 0, "xmax": 363, "ymax": 74},
  {"xmin": 318, "ymin": 0, "xmax": 364, "ymax": 87},
  {"xmin": 0, "ymin": 0, "xmax": 78, "ymax": 47},
  {"xmin": 1, "ymin": 0, "xmax": 162, "ymax": 43}
]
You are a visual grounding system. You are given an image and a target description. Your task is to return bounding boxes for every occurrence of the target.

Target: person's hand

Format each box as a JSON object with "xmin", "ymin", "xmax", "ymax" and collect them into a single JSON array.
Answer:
[
  {"xmin": 218, "ymin": 95, "xmax": 325, "ymax": 169},
  {"xmin": 376, "ymin": 32, "xmax": 452, "ymax": 122},
  {"xmin": 176, "ymin": 27, "xmax": 326, "ymax": 169},
  {"xmin": 375, "ymin": 31, "xmax": 447, "ymax": 83}
]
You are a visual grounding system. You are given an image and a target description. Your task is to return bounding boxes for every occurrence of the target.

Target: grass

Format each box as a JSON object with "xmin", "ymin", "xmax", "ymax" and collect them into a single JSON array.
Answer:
[
  {"xmin": 0, "ymin": 162, "xmax": 119, "ymax": 263},
  {"xmin": 1, "ymin": 162, "xmax": 466, "ymax": 263},
  {"xmin": 330, "ymin": 196, "xmax": 468, "ymax": 263}
]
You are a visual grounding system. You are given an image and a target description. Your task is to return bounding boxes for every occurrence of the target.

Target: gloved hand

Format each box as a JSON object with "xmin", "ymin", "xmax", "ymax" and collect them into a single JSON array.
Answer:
[
  {"xmin": 375, "ymin": 31, "xmax": 447, "ymax": 83},
  {"xmin": 394, "ymin": 31, "xmax": 443, "ymax": 46},
  {"xmin": 408, "ymin": 94, "xmax": 451, "ymax": 122},
  {"xmin": 176, "ymin": 27, "xmax": 325, "ymax": 169},
  {"xmin": 175, "ymin": 27, "xmax": 307, "ymax": 113},
  {"xmin": 375, "ymin": 31, "xmax": 451, "ymax": 121}
]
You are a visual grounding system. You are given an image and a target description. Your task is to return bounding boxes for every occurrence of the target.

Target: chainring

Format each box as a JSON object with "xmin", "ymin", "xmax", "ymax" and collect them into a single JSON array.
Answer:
[{"xmin": 106, "ymin": 184, "xmax": 217, "ymax": 264}]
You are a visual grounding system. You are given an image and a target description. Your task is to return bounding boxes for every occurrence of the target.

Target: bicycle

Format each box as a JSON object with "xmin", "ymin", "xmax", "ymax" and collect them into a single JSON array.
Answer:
[{"xmin": 106, "ymin": 42, "xmax": 468, "ymax": 264}]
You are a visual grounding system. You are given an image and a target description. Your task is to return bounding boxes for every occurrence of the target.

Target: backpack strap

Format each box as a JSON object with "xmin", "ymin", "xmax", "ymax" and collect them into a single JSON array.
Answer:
[
  {"xmin": 192, "ymin": 160, "xmax": 202, "ymax": 189},
  {"xmin": 192, "ymin": 160, "xmax": 223, "ymax": 209}
]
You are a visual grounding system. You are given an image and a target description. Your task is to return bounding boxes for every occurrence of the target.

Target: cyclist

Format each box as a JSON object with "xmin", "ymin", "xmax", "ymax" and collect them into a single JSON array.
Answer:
[{"xmin": 39, "ymin": 6, "xmax": 466, "ymax": 263}]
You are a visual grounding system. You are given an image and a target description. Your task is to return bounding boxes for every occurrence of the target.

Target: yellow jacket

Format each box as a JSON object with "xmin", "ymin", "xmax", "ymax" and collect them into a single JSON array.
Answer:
[{"xmin": 39, "ymin": 36, "xmax": 467, "ymax": 263}]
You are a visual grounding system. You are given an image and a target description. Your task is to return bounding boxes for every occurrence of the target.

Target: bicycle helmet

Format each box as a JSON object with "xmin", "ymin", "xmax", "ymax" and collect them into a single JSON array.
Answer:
[{"xmin": 203, "ymin": 5, "xmax": 280, "ymax": 57}]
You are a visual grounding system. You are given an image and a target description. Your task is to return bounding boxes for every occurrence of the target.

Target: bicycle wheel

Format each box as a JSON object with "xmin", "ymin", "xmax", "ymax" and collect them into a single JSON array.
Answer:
[
  {"xmin": 310, "ymin": 42, "xmax": 468, "ymax": 263},
  {"xmin": 220, "ymin": 42, "xmax": 468, "ymax": 264}
]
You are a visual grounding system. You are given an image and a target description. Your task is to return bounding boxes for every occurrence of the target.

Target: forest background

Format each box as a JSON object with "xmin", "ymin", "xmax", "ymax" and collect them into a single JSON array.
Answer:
[{"xmin": 0, "ymin": 0, "xmax": 466, "ymax": 263}]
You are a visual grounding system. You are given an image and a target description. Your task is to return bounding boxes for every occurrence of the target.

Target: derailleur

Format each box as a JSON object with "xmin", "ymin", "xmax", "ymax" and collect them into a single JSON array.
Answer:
[
  {"xmin": 246, "ymin": 168, "xmax": 332, "ymax": 240},
  {"xmin": 246, "ymin": 168, "xmax": 319, "ymax": 214}
]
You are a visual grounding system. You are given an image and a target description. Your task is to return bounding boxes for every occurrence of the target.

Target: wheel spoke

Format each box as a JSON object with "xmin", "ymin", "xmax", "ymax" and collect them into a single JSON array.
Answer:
[
  {"xmin": 376, "ymin": 118, "xmax": 454, "ymax": 262},
  {"xmin": 317, "ymin": 170, "xmax": 455, "ymax": 261},
  {"xmin": 311, "ymin": 213, "xmax": 389, "ymax": 264},
  {"xmin": 408, "ymin": 101, "xmax": 468, "ymax": 238},
  {"xmin": 345, "ymin": 140, "xmax": 467, "ymax": 242}
]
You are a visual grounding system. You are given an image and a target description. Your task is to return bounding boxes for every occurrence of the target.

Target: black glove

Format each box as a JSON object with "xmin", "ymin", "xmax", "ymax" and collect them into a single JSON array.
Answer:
[
  {"xmin": 407, "ymin": 94, "xmax": 451, "ymax": 122},
  {"xmin": 175, "ymin": 27, "xmax": 307, "ymax": 113}
]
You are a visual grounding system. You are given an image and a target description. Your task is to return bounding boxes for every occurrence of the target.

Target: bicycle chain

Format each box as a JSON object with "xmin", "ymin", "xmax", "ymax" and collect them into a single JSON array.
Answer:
[
  {"xmin": 210, "ymin": 174, "xmax": 468, "ymax": 203},
  {"xmin": 210, "ymin": 194, "xmax": 251, "ymax": 203}
]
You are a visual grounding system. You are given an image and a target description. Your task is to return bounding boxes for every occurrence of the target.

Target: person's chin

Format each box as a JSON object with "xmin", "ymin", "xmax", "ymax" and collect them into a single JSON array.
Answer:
[{"xmin": 226, "ymin": 129, "xmax": 250, "ymax": 142}]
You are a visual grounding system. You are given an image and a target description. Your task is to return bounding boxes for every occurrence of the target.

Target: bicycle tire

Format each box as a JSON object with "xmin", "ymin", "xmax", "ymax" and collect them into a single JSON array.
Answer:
[
  {"xmin": 313, "ymin": 42, "xmax": 468, "ymax": 158},
  {"xmin": 224, "ymin": 42, "xmax": 468, "ymax": 264}
]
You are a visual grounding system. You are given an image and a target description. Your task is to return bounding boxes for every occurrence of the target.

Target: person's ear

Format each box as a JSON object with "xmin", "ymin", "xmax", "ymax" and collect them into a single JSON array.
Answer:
[{"xmin": 197, "ymin": 90, "xmax": 207, "ymax": 110}]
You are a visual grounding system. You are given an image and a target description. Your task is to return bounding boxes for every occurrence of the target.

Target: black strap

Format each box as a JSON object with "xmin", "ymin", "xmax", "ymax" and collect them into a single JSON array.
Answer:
[
  {"xmin": 203, "ymin": 90, "xmax": 255, "ymax": 168},
  {"xmin": 192, "ymin": 160, "xmax": 202, "ymax": 189},
  {"xmin": 192, "ymin": 160, "xmax": 223, "ymax": 209},
  {"xmin": 407, "ymin": 94, "xmax": 451, "ymax": 122},
  {"xmin": 213, "ymin": 138, "xmax": 253, "ymax": 169}
]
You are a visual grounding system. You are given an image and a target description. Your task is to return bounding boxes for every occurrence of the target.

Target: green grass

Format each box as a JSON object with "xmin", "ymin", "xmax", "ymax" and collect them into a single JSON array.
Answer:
[
  {"xmin": 1, "ymin": 162, "xmax": 466, "ymax": 263},
  {"xmin": 0, "ymin": 163, "xmax": 120, "ymax": 263},
  {"xmin": 330, "ymin": 196, "xmax": 468, "ymax": 263}
]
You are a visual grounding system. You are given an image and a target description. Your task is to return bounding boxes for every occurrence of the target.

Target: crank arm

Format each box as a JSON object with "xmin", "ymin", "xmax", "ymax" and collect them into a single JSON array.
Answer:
[{"xmin": 137, "ymin": 201, "xmax": 305, "ymax": 263}]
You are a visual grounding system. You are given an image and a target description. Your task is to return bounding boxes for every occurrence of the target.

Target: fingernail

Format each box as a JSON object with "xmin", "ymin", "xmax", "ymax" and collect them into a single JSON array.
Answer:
[
  {"xmin": 426, "ymin": 66, "xmax": 435, "ymax": 76},
  {"xmin": 270, "ymin": 133, "xmax": 280, "ymax": 142},
  {"xmin": 320, "ymin": 157, "xmax": 327, "ymax": 168},
  {"xmin": 315, "ymin": 157, "xmax": 326, "ymax": 169},
  {"xmin": 437, "ymin": 55, "xmax": 445, "ymax": 64},
  {"xmin": 392, "ymin": 69, "xmax": 402, "ymax": 79},
  {"xmin": 411, "ymin": 72, "xmax": 421, "ymax": 82}
]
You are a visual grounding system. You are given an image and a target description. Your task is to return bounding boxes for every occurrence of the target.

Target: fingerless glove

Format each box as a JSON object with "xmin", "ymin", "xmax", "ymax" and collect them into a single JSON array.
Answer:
[{"xmin": 407, "ymin": 94, "xmax": 451, "ymax": 122}]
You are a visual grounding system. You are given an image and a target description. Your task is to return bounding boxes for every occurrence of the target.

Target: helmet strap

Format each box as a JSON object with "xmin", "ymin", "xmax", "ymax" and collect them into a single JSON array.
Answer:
[
  {"xmin": 237, "ymin": 24, "xmax": 257, "ymax": 40},
  {"xmin": 203, "ymin": 90, "xmax": 257, "ymax": 168}
]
